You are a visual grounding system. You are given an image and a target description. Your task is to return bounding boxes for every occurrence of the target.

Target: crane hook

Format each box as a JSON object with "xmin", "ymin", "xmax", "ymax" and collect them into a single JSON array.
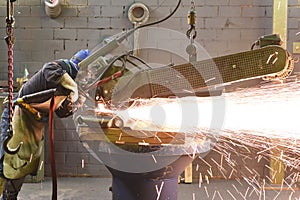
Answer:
[
  {"xmin": 3, "ymin": 129, "xmax": 23, "ymax": 155},
  {"xmin": 186, "ymin": 0, "xmax": 197, "ymax": 40}
]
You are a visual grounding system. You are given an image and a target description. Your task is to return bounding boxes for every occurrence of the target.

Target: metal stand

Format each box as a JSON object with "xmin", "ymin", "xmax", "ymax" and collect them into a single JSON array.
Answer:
[
  {"xmin": 270, "ymin": 0, "xmax": 287, "ymax": 186},
  {"xmin": 110, "ymin": 171, "xmax": 178, "ymax": 200},
  {"xmin": 107, "ymin": 155, "xmax": 194, "ymax": 200}
]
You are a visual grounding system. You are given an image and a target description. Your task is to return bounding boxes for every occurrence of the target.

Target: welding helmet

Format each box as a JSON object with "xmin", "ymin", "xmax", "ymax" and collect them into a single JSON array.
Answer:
[{"xmin": 70, "ymin": 49, "xmax": 91, "ymax": 71}]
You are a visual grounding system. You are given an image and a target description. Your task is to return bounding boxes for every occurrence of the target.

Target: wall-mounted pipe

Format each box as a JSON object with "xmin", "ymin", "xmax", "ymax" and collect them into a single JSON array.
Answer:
[
  {"xmin": 127, "ymin": 2, "xmax": 150, "ymax": 56},
  {"xmin": 127, "ymin": 2, "xmax": 150, "ymax": 25},
  {"xmin": 270, "ymin": 0, "xmax": 287, "ymax": 186},
  {"xmin": 45, "ymin": 0, "xmax": 61, "ymax": 19}
]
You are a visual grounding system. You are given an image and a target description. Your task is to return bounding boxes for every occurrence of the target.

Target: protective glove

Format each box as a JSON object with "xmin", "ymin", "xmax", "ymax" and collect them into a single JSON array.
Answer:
[
  {"xmin": 55, "ymin": 94, "xmax": 86, "ymax": 118},
  {"xmin": 55, "ymin": 96, "xmax": 73, "ymax": 118},
  {"xmin": 59, "ymin": 73, "xmax": 78, "ymax": 102},
  {"xmin": 73, "ymin": 94, "xmax": 86, "ymax": 110}
]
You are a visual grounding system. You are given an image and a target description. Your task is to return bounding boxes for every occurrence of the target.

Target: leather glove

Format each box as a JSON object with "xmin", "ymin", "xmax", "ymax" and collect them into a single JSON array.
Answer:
[
  {"xmin": 59, "ymin": 73, "xmax": 78, "ymax": 102},
  {"xmin": 55, "ymin": 94, "xmax": 86, "ymax": 118},
  {"xmin": 73, "ymin": 94, "xmax": 86, "ymax": 110},
  {"xmin": 55, "ymin": 96, "xmax": 73, "ymax": 118}
]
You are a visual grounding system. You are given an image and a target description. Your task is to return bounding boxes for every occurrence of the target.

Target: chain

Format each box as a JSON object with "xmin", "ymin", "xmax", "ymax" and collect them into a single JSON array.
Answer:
[
  {"xmin": 7, "ymin": 26, "xmax": 14, "ymax": 136},
  {"xmin": 4, "ymin": 0, "xmax": 18, "ymax": 154},
  {"xmin": 6, "ymin": 0, "xmax": 15, "ymax": 136}
]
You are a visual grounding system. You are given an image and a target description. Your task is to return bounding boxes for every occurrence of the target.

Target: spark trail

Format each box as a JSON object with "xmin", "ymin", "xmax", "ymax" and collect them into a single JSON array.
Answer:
[
  {"xmin": 114, "ymin": 77, "xmax": 300, "ymax": 199},
  {"xmin": 116, "ymin": 78, "xmax": 300, "ymax": 139}
]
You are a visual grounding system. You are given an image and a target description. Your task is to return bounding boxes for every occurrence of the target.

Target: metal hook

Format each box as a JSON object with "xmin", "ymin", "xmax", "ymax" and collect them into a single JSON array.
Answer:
[
  {"xmin": 186, "ymin": 0, "xmax": 197, "ymax": 40},
  {"xmin": 186, "ymin": 26, "xmax": 197, "ymax": 40},
  {"xmin": 3, "ymin": 129, "xmax": 22, "ymax": 155}
]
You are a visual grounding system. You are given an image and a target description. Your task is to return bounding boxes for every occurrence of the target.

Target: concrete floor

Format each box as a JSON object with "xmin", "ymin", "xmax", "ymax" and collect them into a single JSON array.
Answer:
[{"xmin": 18, "ymin": 177, "xmax": 300, "ymax": 200}]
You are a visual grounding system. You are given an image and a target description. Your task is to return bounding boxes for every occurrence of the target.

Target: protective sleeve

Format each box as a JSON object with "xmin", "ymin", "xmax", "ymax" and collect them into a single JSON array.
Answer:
[
  {"xmin": 19, "ymin": 60, "xmax": 74, "ymax": 98},
  {"xmin": 59, "ymin": 73, "xmax": 78, "ymax": 102},
  {"xmin": 41, "ymin": 61, "xmax": 68, "ymax": 85}
]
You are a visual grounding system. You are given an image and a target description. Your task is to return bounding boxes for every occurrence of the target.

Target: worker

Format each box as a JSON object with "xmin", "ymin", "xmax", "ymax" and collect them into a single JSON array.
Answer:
[{"xmin": 0, "ymin": 49, "xmax": 91, "ymax": 199}]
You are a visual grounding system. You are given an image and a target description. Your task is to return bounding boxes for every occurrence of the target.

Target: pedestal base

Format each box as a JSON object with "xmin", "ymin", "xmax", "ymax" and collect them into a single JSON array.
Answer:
[
  {"xmin": 107, "ymin": 155, "xmax": 194, "ymax": 200},
  {"xmin": 110, "ymin": 173, "xmax": 178, "ymax": 200}
]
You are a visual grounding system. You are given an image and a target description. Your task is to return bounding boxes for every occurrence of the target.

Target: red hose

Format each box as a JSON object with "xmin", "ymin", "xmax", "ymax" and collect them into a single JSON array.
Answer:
[{"xmin": 49, "ymin": 96, "xmax": 57, "ymax": 200}]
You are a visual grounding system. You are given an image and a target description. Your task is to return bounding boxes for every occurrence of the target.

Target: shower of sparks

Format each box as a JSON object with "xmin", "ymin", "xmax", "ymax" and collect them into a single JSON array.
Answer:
[
  {"xmin": 205, "ymin": 175, "xmax": 210, "ymax": 184},
  {"xmin": 152, "ymin": 154, "xmax": 157, "ymax": 163},
  {"xmin": 204, "ymin": 186, "xmax": 209, "ymax": 198},
  {"xmin": 212, "ymin": 190, "xmax": 217, "ymax": 199},
  {"xmin": 81, "ymin": 159, "xmax": 85, "ymax": 168},
  {"xmin": 217, "ymin": 191, "xmax": 224, "ymax": 200},
  {"xmin": 119, "ymin": 81, "xmax": 300, "ymax": 137},
  {"xmin": 39, "ymin": 161, "xmax": 44, "ymax": 171},
  {"xmin": 227, "ymin": 190, "xmax": 236, "ymax": 200},
  {"xmin": 266, "ymin": 52, "xmax": 278, "ymax": 65},
  {"xmin": 29, "ymin": 153, "xmax": 33, "ymax": 163},
  {"xmin": 118, "ymin": 132, "xmax": 122, "ymax": 141},
  {"xmin": 155, "ymin": 181, "xmax": 164, "ymax": 200},
  {"xmin": 199, "ymin": 174, "xmax": 202, "ymax": 188},
  {"xmin": 112, "ymin": 76, "xmax": 300, "ymax": 199}
]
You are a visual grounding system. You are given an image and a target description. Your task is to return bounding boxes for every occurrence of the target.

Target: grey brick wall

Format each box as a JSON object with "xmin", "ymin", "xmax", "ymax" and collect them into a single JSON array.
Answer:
[
  {"xmin": 0, "ymin": 0, "xmax": 299, "ymax": 177},
  {"xmin": 44, "ymin": 117, "xmax": 111, "ymax": 177}
]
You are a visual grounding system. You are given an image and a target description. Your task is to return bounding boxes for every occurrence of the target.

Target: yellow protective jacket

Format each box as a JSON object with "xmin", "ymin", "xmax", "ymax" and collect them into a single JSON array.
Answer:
[
  {"xmin": 3, "ymin": 105, "xmax": 45, "ymax": 179},
  {"xmin": 3, "ymin": 60, "xmax": 78, "ymax": 179}
]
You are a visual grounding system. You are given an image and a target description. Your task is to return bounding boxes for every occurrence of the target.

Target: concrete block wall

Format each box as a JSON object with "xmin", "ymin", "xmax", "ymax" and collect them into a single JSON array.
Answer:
[
  {"xmin": 0, "ymin": 0, "xmax": 299, "ymax": 177},
  {"xmin": 44, "ymin": 117, "xmax": 111, "ymax": 177},
  {"xmin": 0, "ymin": 0, "xmax": 274, "ymax": 80}
]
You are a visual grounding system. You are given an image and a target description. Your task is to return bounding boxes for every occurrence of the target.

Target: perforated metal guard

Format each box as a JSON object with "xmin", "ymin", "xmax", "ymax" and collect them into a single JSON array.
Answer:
[
  {"xmin": 148, "ymin": 46, "xmax": 287, "ymax": 94},
  {"xmin": 112, "ymin": 46, "xmax": 289, "ymax": 103}
]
